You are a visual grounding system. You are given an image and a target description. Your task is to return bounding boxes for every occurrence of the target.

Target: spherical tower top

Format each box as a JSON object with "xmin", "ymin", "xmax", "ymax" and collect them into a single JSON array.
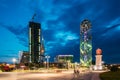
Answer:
[
  {"xmin": 80, "ymin": 19, "xmax": 91, "ymax": 29},
  {"xmin": 96, "ymin": 48, "xmax": 102, "ymax": 55},
  {"xmin": 80, "ymin": 19, "xmax": 91, "ymax": 32}
]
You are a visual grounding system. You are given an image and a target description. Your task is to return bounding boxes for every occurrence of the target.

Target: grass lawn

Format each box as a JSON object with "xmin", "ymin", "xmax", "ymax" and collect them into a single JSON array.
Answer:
[{"xmin": 100, "ymin": 70, "xmax": 120, "ymax": 80}]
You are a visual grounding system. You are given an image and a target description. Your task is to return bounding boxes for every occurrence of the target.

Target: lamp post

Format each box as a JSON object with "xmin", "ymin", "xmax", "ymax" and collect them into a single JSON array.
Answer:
[
  {"xmin": 74, "ymin": 62, "xmax": 77, "ymax": 70},
  {"xmin": 45, "ymin": 55, "xmax": 50, "ymax": 69},
  {"xmin": 12, "ymin": 58, "xmax": 16, "ymax": 69},
  {"xmin": 44, "ymin": 61, "xmax": 47, "ymax": 68}
]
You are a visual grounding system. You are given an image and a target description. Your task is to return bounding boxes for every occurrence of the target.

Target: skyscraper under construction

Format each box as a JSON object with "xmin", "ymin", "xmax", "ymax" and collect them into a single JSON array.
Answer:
[
  {"xmin": 29, "ymin": 21, "xmax": 41, "ymax": 63},
  {"xmin": 80, "ymin": 19, "xmax": 92, "ymax": 67}
]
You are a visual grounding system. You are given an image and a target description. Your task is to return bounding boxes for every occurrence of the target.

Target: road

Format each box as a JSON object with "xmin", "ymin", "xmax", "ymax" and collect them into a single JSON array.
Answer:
[{"xmin": 0, "ymin": 70, "xmax": 102, "ymax": 80}]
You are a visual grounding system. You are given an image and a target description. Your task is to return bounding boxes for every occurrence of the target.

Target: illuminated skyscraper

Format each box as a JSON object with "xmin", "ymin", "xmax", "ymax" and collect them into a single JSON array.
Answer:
[
  {"xmin": 80, "ymin": 19, "xmax": 92, "ymax": 67},
  {"xmin": 29, "ymin": 22, "xmax": 41, "ymax": 63}
]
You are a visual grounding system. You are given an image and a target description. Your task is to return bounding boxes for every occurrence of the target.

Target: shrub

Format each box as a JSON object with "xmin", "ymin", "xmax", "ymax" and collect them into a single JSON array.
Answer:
[{"xmin": 110, "ymin": 66, "xmax": 119, "ymax": 72}]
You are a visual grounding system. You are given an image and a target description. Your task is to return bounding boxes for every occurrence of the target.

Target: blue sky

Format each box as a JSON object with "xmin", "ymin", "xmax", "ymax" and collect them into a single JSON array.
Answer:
[{"xmin": 0, "ymin": 0, "xmax": 120, "ymax": 64}]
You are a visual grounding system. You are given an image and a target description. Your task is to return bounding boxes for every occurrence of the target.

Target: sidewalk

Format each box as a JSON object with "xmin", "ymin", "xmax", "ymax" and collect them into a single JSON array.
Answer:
[
  {"xmin": 91, "ymin": 73, "xmax": 101, "ymax": 80},
  {"xmin": 77, "ymin": 72, "xmax": 101, "ymax": 80}
]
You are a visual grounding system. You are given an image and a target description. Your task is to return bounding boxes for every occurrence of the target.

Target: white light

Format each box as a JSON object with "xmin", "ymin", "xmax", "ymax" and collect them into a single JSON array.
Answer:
[
  {"xmin": 75, "ymin": 62, "xmax": 77, "ymax": 64},
  {"xmin": 94, "ymin": 66, "xmax": 97, "ymax": 70},
  {"xmin": 6, "ymin": 64, "xmax": 9, "ymax": 66},
  {"xmin": 12, "ymin": 58, "xmax": 16, "ymax": 62},
  {"xmin": 98, "ymin": 66, "xmax": 102, "ymax": 70},
  {"xmin": 102, "ymin": 61, "xmax": 104, "ymax": 64},
  {"xmin": 45, "ymin": 56, "xmax": 50, "ymax": 58},
  {"xmin": 58, "ymin": 55, "xmax": 73, "ymax": 57}
]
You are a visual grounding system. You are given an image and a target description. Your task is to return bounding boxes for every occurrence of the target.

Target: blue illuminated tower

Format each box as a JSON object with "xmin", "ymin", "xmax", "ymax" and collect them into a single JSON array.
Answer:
[{"xmin": 80, "ymin": 19, "xmax": 92, "ymax": 67}]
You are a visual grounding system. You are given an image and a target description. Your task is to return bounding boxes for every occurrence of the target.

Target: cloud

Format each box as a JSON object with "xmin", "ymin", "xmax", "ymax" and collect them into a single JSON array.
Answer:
[
  {"xmin": 44, "ymin": 30, "xmax": 79, "ymax": 56},
  {"xmin": 55, "ymin": 31, "xmax": 79, "ymax": 45},
  {"xmin": 105, "ymin": 18, "xmax": 120, "ymax": 30},
  {"xmin": 0, "ymin": 23, "xmax": 28, "ymax": 48},
  {"xmin": 96, "ymin": 18, "xmax": 120, "ymax": 41}
]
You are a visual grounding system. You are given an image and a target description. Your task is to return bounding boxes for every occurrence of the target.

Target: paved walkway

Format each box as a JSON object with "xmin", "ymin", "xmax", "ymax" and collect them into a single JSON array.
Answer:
[
  {"xmin": 83, "ymin": 72, "xmax": 101, "ymax": 80},
  {"xmin": 0, "ymin": 70, "xmax": 102, "ymax": 80},
  {"xmin": 71, "ymin": 71, "xmax": 101, "ymax": 80},
  {"xmin": 91, "ymin": 73, "xmax": 101, "ymax": 80}
]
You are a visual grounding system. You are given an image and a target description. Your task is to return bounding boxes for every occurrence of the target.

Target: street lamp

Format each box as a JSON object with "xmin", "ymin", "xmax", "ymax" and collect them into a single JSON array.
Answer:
[
  {"xmin": 12, "ymin": 58, "xmax": 16, "ymax": 68},
  {"xmin": 45, "ymin": 55, "xmax": 50, "ymax": 69},
  {"xmin": 74, "ymin": 62, "xmax": 77, "ymax": 70},
  {"xmin": 44, "ymin": 61, "xmax": 47, "ymax": 68}
]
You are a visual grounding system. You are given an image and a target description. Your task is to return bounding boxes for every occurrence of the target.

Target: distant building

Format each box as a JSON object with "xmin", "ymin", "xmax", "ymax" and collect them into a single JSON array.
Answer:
[
  {"xmin": 54, "ymin": 55, "xmax": 74, "ymax": 69},
  {"xmin": 19, "ymin": 51, "xmax": 29, "ymax": 64},
  {"xmin": 29, "ymin": 22, "xmax": 41, "ymax": 63},
  {"xmin": 55, "ymin": 55, "xmax": 73, "ymax": 63}
]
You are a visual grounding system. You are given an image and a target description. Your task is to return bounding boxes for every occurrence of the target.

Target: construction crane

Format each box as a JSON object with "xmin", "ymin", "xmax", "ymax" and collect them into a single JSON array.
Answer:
[
  {"xmin": 31, "ymin": 0, "xmax": 39, "ymax": 22},
  {"xmin": 31, "ymin": 13, "xmax": 36, "ymax": 21}
]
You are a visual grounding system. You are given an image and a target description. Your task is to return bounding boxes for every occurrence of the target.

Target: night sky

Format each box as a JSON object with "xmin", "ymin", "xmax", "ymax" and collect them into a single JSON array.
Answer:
[{"xmin": 0, "ymin": 0, "xmax": 120, "ymax": 64}]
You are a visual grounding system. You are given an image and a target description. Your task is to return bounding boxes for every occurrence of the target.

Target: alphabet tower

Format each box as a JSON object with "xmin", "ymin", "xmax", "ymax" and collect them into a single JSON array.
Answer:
[{"xmin": 80, "ymin": 19, "xmax": 92, "ymax": 67}]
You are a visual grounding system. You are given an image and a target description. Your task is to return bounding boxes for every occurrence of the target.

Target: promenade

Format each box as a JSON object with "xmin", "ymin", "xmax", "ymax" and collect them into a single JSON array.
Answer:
[{"xmin": 0, "ymin": 69, "xmax": 103, "ymax": 80}]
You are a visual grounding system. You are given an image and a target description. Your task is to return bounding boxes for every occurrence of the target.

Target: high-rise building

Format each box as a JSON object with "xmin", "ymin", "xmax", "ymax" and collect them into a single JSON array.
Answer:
[
  {"xmin": 80, "ymin": 19, "xmax": 92, "ymax": 67},
  {"xmin": 29, "ymin": 22, "xmax": 41, "ymax": 63}
]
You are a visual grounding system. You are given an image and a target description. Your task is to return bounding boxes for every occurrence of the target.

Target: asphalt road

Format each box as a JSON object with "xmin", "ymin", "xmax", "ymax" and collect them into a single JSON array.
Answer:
[{"xmin": 0, "ymin": 71, "xmax": 101, "ymax": 80}]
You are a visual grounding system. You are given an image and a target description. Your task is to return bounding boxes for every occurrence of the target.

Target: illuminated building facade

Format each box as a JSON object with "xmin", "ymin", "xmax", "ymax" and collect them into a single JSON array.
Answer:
[
  {"xmin": 80, "ymin": 19, "xmax": 92, "ymax": 67},
  {"xmin": 55, "ymin": 55, "xmax": 73, "ymax": 69},
  {"xmin": 29, "ymin": 22, "xmax": 41, "ymax": 63},
  {"xmin": 55, "ymin": 55, "xmax": 73, "ymax": 63}
]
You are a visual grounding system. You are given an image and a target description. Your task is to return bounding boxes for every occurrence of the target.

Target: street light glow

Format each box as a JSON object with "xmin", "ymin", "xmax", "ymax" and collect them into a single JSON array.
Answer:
[
  {"xmin": 12, "ymin": 58, "xmax": 16, "ymax": 62},
  {"xmin": 45, "ymin": 55, "xmax": 50, "ymax": 69}
]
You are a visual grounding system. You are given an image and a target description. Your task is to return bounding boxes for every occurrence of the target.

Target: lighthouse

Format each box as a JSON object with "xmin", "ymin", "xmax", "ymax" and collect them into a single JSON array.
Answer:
[{"xmin": 94, "ymin": 48, "xmax": 103, "ymax": 70}]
